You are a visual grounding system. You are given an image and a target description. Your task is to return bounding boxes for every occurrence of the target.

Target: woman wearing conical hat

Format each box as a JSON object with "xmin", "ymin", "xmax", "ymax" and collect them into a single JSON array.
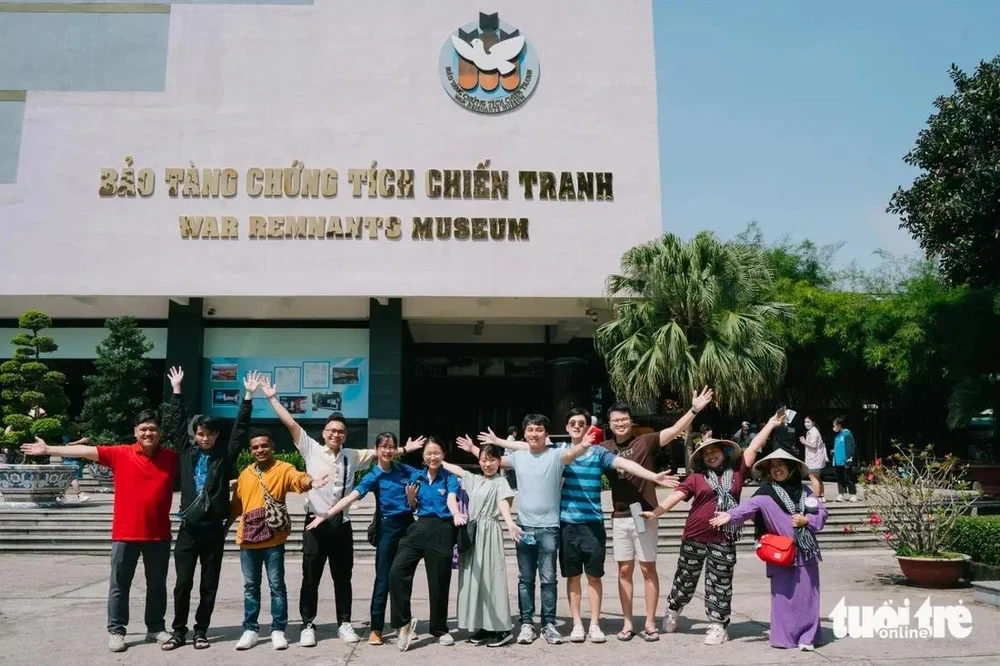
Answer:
[
  {"xmin": 640, "ymin": 411, "xmax": 786, "ymax": 645},
  {"xmin": 710, "ymin": 445, "xmax": 829, "ymax": 651}
]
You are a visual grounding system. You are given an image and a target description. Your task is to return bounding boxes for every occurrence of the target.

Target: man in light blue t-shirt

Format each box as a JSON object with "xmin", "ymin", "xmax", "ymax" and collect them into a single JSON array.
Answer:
[{"xmin": 832, "ymin": 416, "xmax": 858, "ymax": 501}]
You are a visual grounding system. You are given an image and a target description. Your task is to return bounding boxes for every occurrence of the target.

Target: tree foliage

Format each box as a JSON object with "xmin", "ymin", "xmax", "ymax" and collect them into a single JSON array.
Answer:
[{"xmin": 81, "ymin": 316, "xmax": 154, "ymax": 444}]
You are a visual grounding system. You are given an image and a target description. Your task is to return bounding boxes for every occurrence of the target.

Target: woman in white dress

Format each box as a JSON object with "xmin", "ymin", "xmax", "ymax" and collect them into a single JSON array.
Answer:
[
  {"xmin": 442, "ymin": 441, "xmax": 520, "ymax": 647},
  {"xmin": 799, "ymin": 416, "xmax": 828, "ymax": 502}
]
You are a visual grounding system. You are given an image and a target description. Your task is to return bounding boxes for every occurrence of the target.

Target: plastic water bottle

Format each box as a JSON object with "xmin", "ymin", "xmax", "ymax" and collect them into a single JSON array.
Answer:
[{"xmin": 520, "ymin": 531, "xmax": 537, "ymax": 546}]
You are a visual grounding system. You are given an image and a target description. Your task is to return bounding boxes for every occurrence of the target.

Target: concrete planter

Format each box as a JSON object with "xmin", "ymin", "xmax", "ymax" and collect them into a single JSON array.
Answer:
[
  {"xmin": 896, "ymin": 554, "xmax": 972, "ymax": 587},
  {"xmin": 0, "ymin": 463, "xmax": 77, "ymax": 507},
  {"xmin": 87, "ymin": 462, "xmax": 114, "ymax": 493},
  {"xmin": 968, "ymin": 465, "xmax": 1000, "ymax": 497},
  {"xmin": 967, "ymin": 560, "xmax": 1000, "ymax": 582}
]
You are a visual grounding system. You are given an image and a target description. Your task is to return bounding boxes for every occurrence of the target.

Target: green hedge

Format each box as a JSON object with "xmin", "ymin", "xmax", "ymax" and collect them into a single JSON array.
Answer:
[{"xmin": 947, "ymin": 516, "xmax": 1000, "ymax": 566}]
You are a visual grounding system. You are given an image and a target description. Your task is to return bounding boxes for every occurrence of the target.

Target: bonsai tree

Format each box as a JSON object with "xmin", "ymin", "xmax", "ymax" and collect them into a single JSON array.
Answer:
[
  {"xmin": 80, "ymin": 316, "xmax": 154, "ymax": 444},
  {"xmin": 860, "ymin": 443, "xmax": 979, "ymax": 559},
  {"xmin": 0, "ymin": 310, "xmax": 70, "ymax": 464}
]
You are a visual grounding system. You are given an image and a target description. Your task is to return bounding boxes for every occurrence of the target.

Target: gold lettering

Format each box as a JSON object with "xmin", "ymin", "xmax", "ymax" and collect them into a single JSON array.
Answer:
[
  {"xmin": 300, "ymin": 169, "xmax": 320, "ymax": 197},
  {"xmin": 220, "ymin": 168, "xmax": 238, "ymax": 197},
  {"xmin": 199, "ymin": 169, "xmax": 219, "ymax": 197},
  {"xmin": 287, "ymin": 216, "xmax": 308, "ymax": 239},
  {"xmin": 454, "ymin": 217, "xmax": 470, "ymax": 240},
  {"xmin": 182, "ymin": 168, "xmax": 200, "ymax": 198},
  {"xmin": 518, "ymin": 171, "xmax": 538, "ymax": 199},
  {"xmin": 558, "ymin": 172, "xmax": 577, "ymax": 201},
  {"xmin": 165, "ymin": 168, "xmax": 183, "ymax": 197},
  {"xmin": 246, "ymin": 168, "xmax": 264, "ymax": 197},
  {"xmin": 385, "ymin": 216, "xmax": 402, "ymax": 239},
  {"xmin": 178, "ymin": 216, "xmax": 203, "ymax": 239},
  {"xmin": 221, "ymin": 216, "xmax": 239, "ymax": 239},
  {"xmin": 538, "ymin": 172, "xmax": 557, "ymax": 201},
  {"xmin": 267, "ymin": 216, "xmax": 284, "ymax": 238},
  {"xmin": 326, "ymin": 217, "xmax": 345, "ymax": 238},
  {"xmin": 397, "ymin": 170, "xmax": 415, "ymax": 198},
  {"xmin": 307, "ymin": 216, "xmax": 325, "ymax": 239},
  {"xmin": 442, "ymin": 170, "xmax": 461, "ymax": 199},
  {"xmin": 346, "ymin": 216, "xmax": 363, "ymax": 238},
  {"xmin": 426, "ymin": 169, "xmax": 442, "ymax": 198},
  {"xmin": 436, "ymin": 217, "xmax": 453, "ymax": 240},
  {"xmin": 473, "ymin": 169, "xmax": 490, "ymax": 199},
  {"xmin": 462, "ymin": 170, "xmax": 472, "ymax": 198},
  {"xmin": 471, "ymin": 217, "xmax": 487, "ymax": 240},
  {"xmin": 118, "ymin": 157, "xmax": 136, "ymax": 197},
  {"xmin": 491, "ymin": 171, "xmax": 508, "ymax": 199},
  {"xmin": 202, "ymin": 216, "xmax": 221, "ymax": 239},
  {"xmin": 137, "ymin": 168, "xmax": 155, "ymax": 197},
  {"xmin": 320, "ymin": 169, "xmax": 338, "ymax": 197},
  {"xmin": 263, "ymin": 169, "xmax": 282, "ymax": 197},
  {"xmin": 249, "ymin": 216, "xmax": 266, "ymax": 238},
  {"xmin": 576, "ymin": 172, "xmax": 594, "ymax": 201},
  {"xmin": 283, "ymin": 162, "xmax": 303, "ymax": 197},
  {"xmin": 412, "ymin": 216, "xmax": 433, "ymax": 239},
  {"xmin": 347, "ymin": 169, "xmax": 367, "ymax": 197},
  {"xmin": 508, "ymin": 218, "xmax": 529, "ymax": 241},
  {"xmin": 377, "ymin": 169, "xmax": 395, "ymax": 198},
  {"xmin": 596, "ymin": 172, "xmax": 614, "ymax": 201},
  {"xmin": 99, "ymin": 169, "xmax": 118, "ymax": 197},
  {"xmin": 489, "ymin": 218, "xmax": 506, "ymax": 240}
]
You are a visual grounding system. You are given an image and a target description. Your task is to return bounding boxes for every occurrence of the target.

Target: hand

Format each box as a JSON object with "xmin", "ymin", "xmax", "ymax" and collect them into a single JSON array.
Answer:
[
  {"xmin": 709, "ymin": 511, "xmax": 732, "ymax": 528},
  {"xmin": 456, "ymin": 435, "xmax": 475, "ymax": 454},
  {"xmin": 690, "ymin": 386, "xmax": 714, "ymax": 413},
  {"xmin": 769, "ymin": 411, "xmax": 787, "ymax": 428},
  {"xmin": 477, "ymin": 428, "xmax": 501, "ymax": 445},
  {"xmin": 640, "ymin": 511, "xmax": 656, "ymax": 521},
  {"xmin": 653, "ymin": 471, "xmax": 680, "ymax": 488},
  {"xmin": 79, "ymin": 436, "xmax": 90, "ymax": 444},
  {"xmin": 508, "ymin": 523, "xmax": 524, "ymax": 543},
  {"xmin": 306, "ymin": 514, "xmax": 327, "ymax": 531},
  {"xmin": 260, "ymin": 377, "xmax": 277, "ymax": 399},
  {"xmin": 167, "ymin": 366, "xmax": 184, "ymax": 393},
  {"xmin": 799, "ymin": 436, "xmax": 807, "ymax": 445},
  {"xmin": 404, "ymin": 436, "xmax": 426, "ymax": 453},
  {"xmin": 229, "ymin": 479, "xmax": 238, "ymax": 491},
  {"xmin": 311, "ymin": 474, "xmax": 331, "ymax": 489},
  {"xmin": 243, "ymin": 370, "xmax": 264, "ymax": 394},
  {"xmin": 20, "ymin": 437, "xmax": 48, "ymax": 456},
  {"xmin": 453, "ymin": 513, "xmax": 468, "ymax": 526},
  {"xmin": 791, "ymin": 513, "xmax": 808, "ymax": 528},
  {"xmin": 405, "ymin": 483, "xmax": 419, "ymax": 506}
]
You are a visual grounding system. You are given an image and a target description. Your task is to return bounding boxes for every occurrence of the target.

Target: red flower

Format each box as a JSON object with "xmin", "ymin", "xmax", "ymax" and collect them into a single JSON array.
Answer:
[
  {"xmin": 884, "ymin": 532, "xmax": 893, "ymax": 541},
  {"xmin": 867, "ymin": 474, "xmax": 874, "ymax": 483},
  {"xmin": 874, "ymin": 458, "xmax": 882, "ymax": 467},
  {"xmin": 945, "ymin": 453, "xmax": 953, "ymax": 459},
  {"xmin": 869, "ymin": 514, "xmax": 882, "ymax": 525},
  {"xmin": 843, "ymin": 525, "xmax": 855, "ymax": 533}
]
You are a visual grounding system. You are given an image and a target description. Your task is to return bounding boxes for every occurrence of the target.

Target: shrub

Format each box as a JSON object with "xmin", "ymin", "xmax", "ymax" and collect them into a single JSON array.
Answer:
[{"xmin": 947, "ymin": 516, "xmax": 1000, "ymax": 566}]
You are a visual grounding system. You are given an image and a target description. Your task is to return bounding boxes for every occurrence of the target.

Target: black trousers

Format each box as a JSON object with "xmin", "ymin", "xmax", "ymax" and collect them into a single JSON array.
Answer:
[
  {"xmin": 171, "ymin": 523, "xmax": 227, "ymax": 637},
  {"xmin": 300, "ymin": 513, "xmax": 354, "ymax": 627},
  {"xmin": 389, "ymin": 517, "xmax": 455, "ymax": 636},
  {"xmin": 834, "ymin": 465, "xmax": 857, "ymax": 495}
]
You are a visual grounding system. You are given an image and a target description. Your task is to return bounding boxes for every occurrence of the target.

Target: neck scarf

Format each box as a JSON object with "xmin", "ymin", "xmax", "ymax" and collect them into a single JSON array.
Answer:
[
  {"xmin": 703, "ymin": 465, "xmax": 741, "ymax": 542},
  {"xmin": 753, "ymin": 479, "xmax": 819, "ymax": 562}
]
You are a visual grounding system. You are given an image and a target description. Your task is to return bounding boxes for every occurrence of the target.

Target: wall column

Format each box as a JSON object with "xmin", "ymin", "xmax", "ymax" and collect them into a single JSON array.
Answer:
[
  {"xmin": 163, "ymin": 298, "xmax": 204, "ymax": 416},
  {"xmin": 367, "ymin": 298, "xmax": 402, "ymax": 446}
]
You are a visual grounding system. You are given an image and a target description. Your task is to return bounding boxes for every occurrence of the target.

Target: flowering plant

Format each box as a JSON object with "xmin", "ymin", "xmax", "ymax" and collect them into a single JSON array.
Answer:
[{"xmin": 859, "ymin": 443, "xmax": 978, "ymax": 558}]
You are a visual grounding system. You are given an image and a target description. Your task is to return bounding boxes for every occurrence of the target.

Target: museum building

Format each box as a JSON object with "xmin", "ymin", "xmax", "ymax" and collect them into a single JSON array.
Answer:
[{"xmin": 0, "ymin": 0, "xmax": 661, "ymax": 446}]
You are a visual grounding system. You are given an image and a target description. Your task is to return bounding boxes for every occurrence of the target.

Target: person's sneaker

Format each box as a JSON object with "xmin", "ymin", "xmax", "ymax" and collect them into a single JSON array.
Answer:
[
  {"xmin": 487, "ymin": 631, "xmax": 514, "ymax": 647},
  {"xmin": 235, "ymin": 630, "xmax": 259, "ymax": 651},
  {"xmin": 541, "ymin": 623, "xmax": 564, "ymax": 645},
  {"xmin": 78, "ymin": 493, "xmax": 91, "ymax": 502},
  {"xmin": 799, "ymin": 643, "xmax": 815, "ymax": 651},
  {"xmin": 704, "ymin": 624, "xmax": 728, "ymax": 645},
  {"xmin": 835, "ymin": 494, "xmax": 845, "ymax": 502},
  {"xmin": 438, "ymin": 632, "xmax": 455, "ymax": 646},
  {"xmin": 397, "ymin": 618, "xmax": 418, "ymax": 652},
  {"xmin": 516, "ymin": 623, "xmax": 536, "ymax": 644},
  {"xmin": 338, "ymin": 623, "xmax": 360, "ymax": 644},
  {"xmin": 848, "ymin": 495, "xmax": 859, "ymax": 502},
  {"xmin": 467, "ymin": 629, "xmax": 491, "ymax": 645},
  {"xmin": 588, "ymin": 625, "xmax": 607, "ymax": 643},
  {"xmin": 569, "ymin": 624, "xmax": 586, "ymax": 643},
  {"xmin": 146, "ymin": 631, "xmax": 171, "ymax": 644},
  {"xmin": 107, "ymin": 633, "xmax": 126, "ymax": 653},
  {"xmin": 271, "ymin": 630, "xmax": 288, "ymax": 650},
  {"xmin": 368, "ymin": 630, "xmax": 383, "ymax": 646},
  {"xmin": 299, "ymin": 626, "xmax": 316, "ymax": 647},
  {"xmin": 662, "ymin": 609, "xmax": 680, "ymax": 633}
]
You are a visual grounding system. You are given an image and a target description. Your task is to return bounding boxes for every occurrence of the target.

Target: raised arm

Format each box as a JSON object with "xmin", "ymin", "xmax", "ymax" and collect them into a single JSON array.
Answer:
[
  {"xmin": 160, "ymin": 366, "xmax": 189, "ymax": 452},
  {"xmin": 260, "ymin": 376, "xmax": 301, "ymax": 442},
  {"xmin": 560, "ymin": 440, "xmax": 591, "ymax": 464},
  {"xmin": 744, "ymin": 411, "xmax": 785, "ymax": 467},
  {"xmin": 477, "ymin": 428, "xmax": 529, "ymax": 451},
  {"xmin": 228, "ymin": 371, "xmax": 262, "ymax": 458},
  {"xmin": 21, "ymin": 437, "xmax": 99, "ymax": 462},
  {"xmin": 659, "ymin": 387, "xmax": 714, "ymax": 446}
]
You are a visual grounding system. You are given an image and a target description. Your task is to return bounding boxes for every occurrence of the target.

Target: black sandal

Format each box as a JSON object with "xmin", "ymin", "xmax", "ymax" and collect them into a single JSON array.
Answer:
[
  {"xmin": 193, "ymin": 635, "xmax": 210, "ymax": 650},
  {"xmin": 161, "ymin": 634, "xmax": 185, "ymax": 651}
]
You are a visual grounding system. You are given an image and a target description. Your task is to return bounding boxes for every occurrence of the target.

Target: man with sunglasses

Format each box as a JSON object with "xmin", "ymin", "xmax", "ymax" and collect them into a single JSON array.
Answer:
[{"xmin": 263, "ymin": 377, "xmax": 424, "ymax": 647}]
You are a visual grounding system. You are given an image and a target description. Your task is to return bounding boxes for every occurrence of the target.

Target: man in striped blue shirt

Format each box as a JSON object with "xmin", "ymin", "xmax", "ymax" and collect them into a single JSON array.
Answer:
[{"xmin": 506, "ymin": 408, "xmax": 677, "ymax": 643}]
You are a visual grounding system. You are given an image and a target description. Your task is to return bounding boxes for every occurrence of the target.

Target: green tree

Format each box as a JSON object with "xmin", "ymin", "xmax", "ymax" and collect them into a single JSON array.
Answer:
[
  {"xmin": 81, "ymin": 316, "xmax": 154, "ymax": 444},
  {"xmin": 888, "ymin": 56, "xmax": 1000, "ymax": 289},
  {"xmin": 0, "ymin": 310, "xmax": 70, "ymax": 463},
  {"xmin": 595, "ymin": 231, "xmax": 792, "ymax": 417}
]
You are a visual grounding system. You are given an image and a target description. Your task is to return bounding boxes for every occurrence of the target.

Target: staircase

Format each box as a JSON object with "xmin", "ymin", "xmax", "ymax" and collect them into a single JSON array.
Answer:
[{"xmin": 0, "ymin": 479, "xmax": 882, "ymax": 556}]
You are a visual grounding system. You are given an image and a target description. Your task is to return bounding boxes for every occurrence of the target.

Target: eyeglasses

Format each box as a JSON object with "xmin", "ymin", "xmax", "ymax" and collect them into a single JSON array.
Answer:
[
  {"xmin": 609, "ymin": 418, "xmax": 631, "ymax": 425},
  {"xmin": 324, "ymin": 428, "xmax": 346, "ymax": 435},
  {"xmin": 567, "ymin": 420, "xmax": 588, "ymax": 428}
]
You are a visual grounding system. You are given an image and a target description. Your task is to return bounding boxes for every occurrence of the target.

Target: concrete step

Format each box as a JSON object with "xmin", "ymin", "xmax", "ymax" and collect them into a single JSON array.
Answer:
[{"xmin": 972, "ymin": 581, "xmax": 1000, "ymax": 608}]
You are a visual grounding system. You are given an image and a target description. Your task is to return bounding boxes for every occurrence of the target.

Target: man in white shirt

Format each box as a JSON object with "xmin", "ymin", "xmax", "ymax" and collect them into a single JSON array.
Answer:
[{"xmin": 262, "ymin": 378, "xmax": 423, "ymax": 647}]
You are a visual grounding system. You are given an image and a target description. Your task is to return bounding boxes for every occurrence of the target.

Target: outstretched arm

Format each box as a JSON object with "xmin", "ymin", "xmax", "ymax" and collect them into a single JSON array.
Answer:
[
  {"xmin": 440, "ymin": 460, "xmax": 466, "ymax": 478},
  {"xmin": 228, "ymin": 371, "xmax": 262, "ymax": 458},
  {"xmin": 744, "ymin": 411, "xmax": 785, "ymax": 467},
  {"xmin": 659, "ymin": 387, "xmax": 714, "ymax": 446},
  {"xmin": 21, "ymin": 438, "xmax": 99, "ymax": 462},
  {"xmin": 613, "ymin": 457, "xmax": 679, "ymax": 487},
  {"xmin": 640, "ymin": 489, "xmax": 688, "ymax": 520},
  {"xmin": 305, "ymin": 489, "xmax": 361, "ymax": 530},
  {"xmin": 160, "ymin": 366, "xmax": 189, "ymax": 452},
  {"xmin": 260, "ymin": 376, "xmax": 301, "ymax": 442},
  {"xmin": 477, "ymin": 428, "xmax": 529, "ymax": 451}
]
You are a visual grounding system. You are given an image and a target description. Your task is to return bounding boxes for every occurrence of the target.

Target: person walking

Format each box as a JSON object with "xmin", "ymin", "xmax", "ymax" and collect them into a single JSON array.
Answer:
[
  {"xmin": 800, "ymin": 416, "xmax": 828, "ymax": 502},
  {"xmin": 832, "ymin": 417, "xmax": 858, "ymax": 502}
]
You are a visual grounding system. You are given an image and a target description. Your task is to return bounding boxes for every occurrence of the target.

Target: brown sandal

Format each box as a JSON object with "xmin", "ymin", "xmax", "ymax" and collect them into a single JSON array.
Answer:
[{"xmin": 193, "ymin": 635, "xmax": 210, "ymax": 650}]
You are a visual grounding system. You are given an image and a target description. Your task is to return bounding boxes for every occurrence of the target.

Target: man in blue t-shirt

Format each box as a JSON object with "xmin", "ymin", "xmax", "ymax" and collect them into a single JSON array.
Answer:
[
  {"xmin": 832, "ymin": 416, "xmax": 858, "ymax": 502},
  {"xmin": 486, "ymin": 409, "xmax": 676, "ymax": 644}
]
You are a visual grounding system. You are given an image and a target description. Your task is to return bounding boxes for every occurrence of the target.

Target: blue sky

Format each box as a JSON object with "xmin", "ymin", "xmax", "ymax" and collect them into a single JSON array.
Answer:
[{"xmin": 653, "ymin": 0, "xmax": 1000, "ymax": 267}]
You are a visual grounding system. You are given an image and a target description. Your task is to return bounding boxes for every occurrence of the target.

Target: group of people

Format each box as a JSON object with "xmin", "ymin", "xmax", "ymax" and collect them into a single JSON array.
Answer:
[{"xmin": 21, "ymin": 370, "xmax": 832, "ymax": 654}]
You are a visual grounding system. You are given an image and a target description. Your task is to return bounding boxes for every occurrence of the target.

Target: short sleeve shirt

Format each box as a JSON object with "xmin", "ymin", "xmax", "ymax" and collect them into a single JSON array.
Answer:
[
  {"xmin": 355, "ymin": 463, "xmax": 419, "ymax": 517},
  {"xmin": 599, "ymin": 433, "xmax": 660, "ymax": 518},
  {"xmin": 411, "ymin": 468, "xmax": 460, "ymax": 519},
  {"xmin": 560, "ymin": 445, "xmax": 617, "ymax": 523},
  {"xmin": 507, "ymin": 447, "xmax": 565, "ymax": 528},
  {"xmin": 295, "ymin": 429, "xmax": 376, "ymax": 519},
  {"xmin": 676, "ymin": 457, "xmax": 750, "ymax": 543},
  {"xmin": 97, "ymin": 443, "xmax": 178, "ymax": 541}
]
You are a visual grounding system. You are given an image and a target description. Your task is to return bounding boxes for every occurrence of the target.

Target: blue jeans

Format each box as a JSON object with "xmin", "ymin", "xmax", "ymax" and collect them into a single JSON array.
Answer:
[
  {"xmin": 240, "ymin": 545, "xmax": 287, "ymax": 632},
  {"xmin": 515, "ymin": 525, "xmax": 559, "ymax": 626},
  {"xmin": 371, "ymin": 513, "xmax": 414, "ymax": 632}
]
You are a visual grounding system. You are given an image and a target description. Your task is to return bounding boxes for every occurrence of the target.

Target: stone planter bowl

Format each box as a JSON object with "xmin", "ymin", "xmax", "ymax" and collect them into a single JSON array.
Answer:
[
  {"xmin": 0, "ymin": 463, "xmax": 77, "ymax": 507},
  {"xmin": 896, "ymin": 554, "xmax": 971, "ymax": 587}
]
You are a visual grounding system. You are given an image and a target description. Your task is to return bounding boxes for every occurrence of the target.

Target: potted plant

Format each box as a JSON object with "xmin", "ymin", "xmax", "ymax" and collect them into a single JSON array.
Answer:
[
  {"xmin": 0, "ymin": 310, "xmax": 76, "ymax": 505},
  {"xmin": 860, "ymin": 443, "xmax": 979, "ymax": 587},
  {"xmin": 80, "ymin": 317, "xmax": 154, "ymax": 490}
]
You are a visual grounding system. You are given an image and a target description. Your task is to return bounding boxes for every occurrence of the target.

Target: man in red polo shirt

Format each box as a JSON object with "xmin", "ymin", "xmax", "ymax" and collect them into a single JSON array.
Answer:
[{"xmin": 23, "ymin": 408, "xmax": 179, "ymax": 653}]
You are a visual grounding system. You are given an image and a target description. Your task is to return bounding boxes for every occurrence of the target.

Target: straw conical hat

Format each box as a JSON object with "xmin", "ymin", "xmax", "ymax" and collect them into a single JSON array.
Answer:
[
  {"xmin": 688, "ymin": 438, "xmax": 741, "ymax": 472},
  {"xmin": 752, "ymin": 447, "xmax": 809, "ymax": 477}
]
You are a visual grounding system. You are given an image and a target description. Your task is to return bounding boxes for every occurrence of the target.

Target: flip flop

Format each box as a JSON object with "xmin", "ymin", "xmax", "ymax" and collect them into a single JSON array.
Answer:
[
  {"xmin": 639, "ymin": 630, "xmax": 660, "ymax": 642},
  {"xmin": 616, "ymin": 629, "xmax": 635, "ymax": 642}
]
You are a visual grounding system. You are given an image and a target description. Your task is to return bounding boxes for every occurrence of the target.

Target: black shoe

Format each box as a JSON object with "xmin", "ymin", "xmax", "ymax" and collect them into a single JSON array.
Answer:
[
  {"xmin": 467, "ymin": 629, "xmax": 491, "ymax": 645},
  {"xmin": 161, "ymin": 634, "xmax": 185, "ymax": 651},
  {"xmin": 487, "ymin": 631, "xmax": 514, "ymax": 647}
]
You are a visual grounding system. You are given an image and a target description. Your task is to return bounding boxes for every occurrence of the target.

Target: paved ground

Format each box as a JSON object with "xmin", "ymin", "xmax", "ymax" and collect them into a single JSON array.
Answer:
[{"xmin": 0, "ymin": 549, "xmax": 997, "ymax": 665}]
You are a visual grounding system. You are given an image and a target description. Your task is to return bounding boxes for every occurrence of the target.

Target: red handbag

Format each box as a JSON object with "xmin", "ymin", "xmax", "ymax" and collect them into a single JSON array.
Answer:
[{"xmin": 757, "ymin": 534, "xmax": 796, "ymax": 566}]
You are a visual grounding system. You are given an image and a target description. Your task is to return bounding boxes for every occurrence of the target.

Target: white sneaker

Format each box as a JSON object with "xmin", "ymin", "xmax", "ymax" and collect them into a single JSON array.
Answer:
[
  {"xmin": 516, "ymin": 623, "xmax": 536, "ymax": 644},
  {"xmin": 835, "ymin": 494, "xmax": 845, "ymax": 502},
  {"xmin": 271, "ymin": 630, "xmax": 288, "ymax": 650},
  {"xmin": 848, "ymin": 495, "xmax": 858, "ymax": 502},
  {"xmin": 588, "ymin": 625, "xmax": 607, "ymax": 643},
  {"xmin": 662, "ymin": 609, "xmax": 680, "ymax": 633},
  {"xmin": 541, "ymin": 623, "xmax": 564, "ymax": 645},
  {"xmin": 107, "ymin": 634, "xmax": 126, "ymax": 653},
  {"xmin": 235, "ymin": 630, "xmax": 259, "ymax": 651},
  {"xmin": 397, "ymin": 618, "xmax": 418, "ymax": 652},
  {"xmin": 704, "ymin": 623, "xmax": 728, "ymax": 645},
  {"xmin": 569, "ymin": 624, "xmax": 586, "ymax": 643},
  {"xmin": 146, "ymin": 631, "xmax": 171, "ymax": 644},
  {"xmin": 78, "ymin": 494, "xmax": 91, "ymax": 502},
  {"xmin": 799, "ymin": 643, "xmax": 815, "ymax": 651},
  {"xmin": 338, "ymin": 623, "xmax": 360, "ymax": 644},
  {"xmin": 438, "ymin": 632, "xmax": 455, "ymax": 646},
  {"xmin": 299, "ymin": 626, "xmax": 316, "ymax": 647}
]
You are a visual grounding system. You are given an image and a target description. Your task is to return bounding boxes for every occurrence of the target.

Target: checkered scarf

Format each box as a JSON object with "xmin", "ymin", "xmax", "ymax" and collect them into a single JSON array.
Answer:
[{"xmin": 704, "ymin": 466, "xmax": 741, "ymax": 542}]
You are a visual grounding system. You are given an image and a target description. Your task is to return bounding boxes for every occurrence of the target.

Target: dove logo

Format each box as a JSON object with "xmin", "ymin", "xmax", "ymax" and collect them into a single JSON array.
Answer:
[{"xmin": 439, "ymin": 12, "xmax": 540, "ymax": 115}]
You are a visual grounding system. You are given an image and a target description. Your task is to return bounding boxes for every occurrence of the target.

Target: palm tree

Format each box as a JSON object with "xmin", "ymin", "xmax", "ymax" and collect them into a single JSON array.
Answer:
[{"xmin": 595, "ymin": 232, "xmax": 792, "ymax": 424}]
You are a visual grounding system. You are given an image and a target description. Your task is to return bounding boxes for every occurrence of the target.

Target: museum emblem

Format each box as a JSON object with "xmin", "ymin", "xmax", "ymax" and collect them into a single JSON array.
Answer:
[{"xmin": 439, "ymin": 12, "xmax": 539, "ymax": 115}]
